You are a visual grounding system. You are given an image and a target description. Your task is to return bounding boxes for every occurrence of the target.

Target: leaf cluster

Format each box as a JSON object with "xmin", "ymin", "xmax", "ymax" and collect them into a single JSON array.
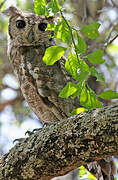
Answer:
[{"xmin": 34, "ymin": 0, "xmax": 118, "ymax": 114}]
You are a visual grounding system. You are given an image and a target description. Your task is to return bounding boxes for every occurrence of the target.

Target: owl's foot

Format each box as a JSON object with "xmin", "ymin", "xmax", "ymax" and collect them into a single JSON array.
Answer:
[
  {"xmin": 26, "ymin": 123, "xmax": 50, "ymax": 135},
  {"xmin": 13, "ymin": 123, "xmax": 50, "ymax": 143},
  {"xmin": 13, "ymin": 138, "xmax": 25, "ymax": 144},
  {"xmin": 25, "ymin": 127, "xmax": 42, "ymax": 136},
  {"xmin": 43, "ymin": 122, "xmax": 50, "ymax": 127}
]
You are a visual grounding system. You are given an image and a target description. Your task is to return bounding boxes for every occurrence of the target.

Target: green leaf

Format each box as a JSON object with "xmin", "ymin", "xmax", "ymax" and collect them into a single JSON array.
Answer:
[
  {"xmin": 98, "ymin": 90, "xmax": 118, "ymax": 100},
  {"xmin": 43, "ymin": 46, "xmax": 66, "ymax": 65},
  {"xmin": 46, "ymin": 23, "xmax": 55, "ymax": 31},
  {"xmin": 87, "ymin": 50, "xmax": 105, "ymax": 64},
  {"xmin": 71, "ymin": 107, "xmax": 86, "ymax": 115},
  {"xmin": 77, "ymin": 61, "xmax": 90, "ymax": 82},
  {"xmin": 54, "ymin": 17, "xmax": 71, "ymax": 42},
  {"xmin": 65, "ymin": 52, "xmax": 90, "ymax": 81},
  {"xmin": 78, "ymin": 166, "xmax": 88, "ymax": 178},
  {"xmin": 46, "ymin": 0, "xmax": 61, "ymax": 16},
  {"xmin": 59, "ymin": 82, "xmax": 78, "ymax": 99},
  {"xmin": 80, "ymin": 83, "xmax": 103, "ymax": 110},
  {"xmin": 34, "ymin": 0, "xmax": 46, "ymax": 15},
  {"xmin": 72, "ymin": 83, "xmax": 82, "ymax": 99},
  {"xmin": 76, "ymin": 35, "xmax": 87, "ymax": 54},
  {"xmin": 65, "ymin": 52, "xmax": 79, "ymax": 80},
  {"xmin": 90, "ymin": 66, "xmax": 105, "ymax": 82},
  {"xmin": 87, "ymin": 173, "xmax": 96, "ymax": 180},
  {"xmin": 80, "ymin": 22, "xmax": 100, "ymax": 39}
]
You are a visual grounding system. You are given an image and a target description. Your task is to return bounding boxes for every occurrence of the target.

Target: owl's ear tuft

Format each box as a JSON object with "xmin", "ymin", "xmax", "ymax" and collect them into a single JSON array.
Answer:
[{"xmin": 2, "ymin": 6, "xmax": 21, "ymax": 17}]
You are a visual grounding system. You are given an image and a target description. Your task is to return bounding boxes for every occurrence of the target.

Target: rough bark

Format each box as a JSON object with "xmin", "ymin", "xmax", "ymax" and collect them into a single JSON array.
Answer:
[{"xmin": 0, "ymin": 103, "xmax": 118, "ymax": 180}]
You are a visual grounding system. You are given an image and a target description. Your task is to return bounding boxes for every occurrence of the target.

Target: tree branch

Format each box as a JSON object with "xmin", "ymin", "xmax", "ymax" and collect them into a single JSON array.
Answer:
[
  {"xmin": 0, "ymin": 97, "xmax": 20, "ymax": 112},
  {"xmin": 0, "ymin": 0, "xmax": 7, "ymax": 9},
  {"xmin": 0, "ymin": 103, "xmax": 118, "ymax": 180}
]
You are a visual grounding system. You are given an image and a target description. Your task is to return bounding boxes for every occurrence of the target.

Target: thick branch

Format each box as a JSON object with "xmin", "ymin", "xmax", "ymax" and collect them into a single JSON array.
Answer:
[{"xmin": 1, "ymin": 103, "xmax": 118, "ymax": 180}]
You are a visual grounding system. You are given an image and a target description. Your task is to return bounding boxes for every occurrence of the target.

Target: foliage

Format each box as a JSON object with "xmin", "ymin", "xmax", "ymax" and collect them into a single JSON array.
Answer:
[
  {"xmin": 99, "ymin": 90, "xmax": 118, "ymax": 100},
  {"xmin": 86, "ymin": 50, "xmax": 105, "ymax": 64},
  {"xmin": 34, "ymin": 2, "xmax": 118, "ymax": 178},
  {"xmin": 43, "ymin": 46, "xmax": 66, "ymax": 65},
  {"xmin": 34, "ymin": 0, "xmax": 118, "ymax": 114},
  {"xmin": 34, "ymin": 0, "xmax": 46, "ymax": 15},
  {"xmin": 80, "ymin": 22, "xmax": 100, "ymax": 39}
]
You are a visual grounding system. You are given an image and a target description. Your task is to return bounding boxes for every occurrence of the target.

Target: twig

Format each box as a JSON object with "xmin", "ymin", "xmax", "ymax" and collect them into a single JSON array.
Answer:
[
  {"xmin": 60, "ymin": 10, "xmax": 80, "ymax": 64},
  {"xmin": 105, "ymin": 34, "xmax": 118, "ymax": 47},
  {"xmin": 106, "ymin": 25, "xmax": 115, "ymax": 43},
  {"xmin": 104, "ymin": 23, "xmax": 118, "ymax": 47},
  {"xmin": 0, "ymin": 98, "xmax": 19, "ymax": 112},
  {"xmin": 0, "ymin": 0, "xmax": 7, "ymax": 9},
  {"xmin": 108, "ymin": 34, "xmax": 118, "ymax": 44},
  {"xmin": 111, "ymin": 0, "xmax": 118, "ymax": 8}
]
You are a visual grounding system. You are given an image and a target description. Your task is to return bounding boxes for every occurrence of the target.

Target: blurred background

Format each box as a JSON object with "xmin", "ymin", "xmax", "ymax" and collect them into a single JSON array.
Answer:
[{"xmin": 0, "ymin": 0, "xmax": 118, "ymax": 179}]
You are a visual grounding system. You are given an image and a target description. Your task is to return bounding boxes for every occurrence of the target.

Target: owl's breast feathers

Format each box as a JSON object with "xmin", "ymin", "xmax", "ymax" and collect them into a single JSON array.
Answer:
[{"xmin": 9, "ymin": 45, "xmax": 79, "ymax": 123}]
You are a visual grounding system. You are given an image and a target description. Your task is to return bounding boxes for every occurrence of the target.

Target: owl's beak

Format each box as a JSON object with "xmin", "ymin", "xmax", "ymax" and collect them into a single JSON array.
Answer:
[{"xmin": 27, "ymin": 29, "xmax": 35, "ymax": 43}]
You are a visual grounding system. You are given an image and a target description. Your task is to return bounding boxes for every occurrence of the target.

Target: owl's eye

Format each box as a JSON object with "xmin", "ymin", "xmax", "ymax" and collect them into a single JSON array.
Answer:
[
  {"xmin": 16, "ymin": 20, "xmax": 26, "ymax": 29},
  {"xmin": 38, "ymin": 23, "xmax": 47, "ymax": 31}
]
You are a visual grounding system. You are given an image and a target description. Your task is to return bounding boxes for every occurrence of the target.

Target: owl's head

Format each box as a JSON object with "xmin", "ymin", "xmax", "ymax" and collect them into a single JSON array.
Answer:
[{"xmin": 3, "ymin": 6, "xmax": 54, "ymax": 47}]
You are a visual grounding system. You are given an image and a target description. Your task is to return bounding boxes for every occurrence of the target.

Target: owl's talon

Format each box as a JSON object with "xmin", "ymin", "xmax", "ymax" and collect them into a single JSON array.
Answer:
[
  {"xmin": 13, "ymin": 138, "xmax": 25, "ymax": 144},
  {"xmin": 32, "ymin": 128, "xmax": 42, "ymax": 133},
  {"xmin": 43, "ymin": 122, "xmax": 50, "ymax": 127},
  {"xmin": 25, "ymin": 130, "xmax": 34, "ymax": 136},
  {"xmin": 25, "ymin": 128, "xmax": 42, "ymax": 135}
]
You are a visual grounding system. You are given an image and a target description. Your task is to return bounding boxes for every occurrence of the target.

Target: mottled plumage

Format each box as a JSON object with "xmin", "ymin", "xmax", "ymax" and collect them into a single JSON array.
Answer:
[
  {"xmin": 3, "ymin": 6, "xmax": 79, "ymax": 123},
  {"xmin": 3, "ymin": 6, "xmax": 116, "ymax": 180}
]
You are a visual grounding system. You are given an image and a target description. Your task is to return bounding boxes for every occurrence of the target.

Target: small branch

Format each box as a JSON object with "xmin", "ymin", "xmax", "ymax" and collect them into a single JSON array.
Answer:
[
  {"xmin": 0, "ymin": 0, "xmax": 7, "ymax": 9},
  {"xmin": 60, "ymin": 10, "xmax": 80, "ymax": 64},
  {"xmin": 0, "ymin": 97, "xmax": 20, "ymax": 112},
  {"xmin": 104, "ymin": 23, "xmax": 118, "ymax": 48},
  {"xmin": 105, "ymin": 34, "xmax": 118, "ymax": 47},
  {"xmin": 0, "ymin": 103, "xmax": 118, "ymax": 180},
  {"xmin": 111, "ymin": 0, "xmax": 118, "ymax": 8},
  {"xmin": 108, "ymin": 34, "xmax": 118, "ymax": 44}
]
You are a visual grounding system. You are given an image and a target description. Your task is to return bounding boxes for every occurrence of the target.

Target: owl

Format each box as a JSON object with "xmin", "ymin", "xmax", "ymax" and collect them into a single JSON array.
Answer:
[
  {"xmin": 3, "ymin": 6, "xmax": 79, "ymax": 123},
  {"xmin": 3, "ymin": 6, "xmax": 116, "ymax": 180}
]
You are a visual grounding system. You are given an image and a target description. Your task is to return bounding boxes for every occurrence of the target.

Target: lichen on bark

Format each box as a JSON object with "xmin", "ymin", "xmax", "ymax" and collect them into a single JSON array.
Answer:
[{"xmin": 0, "ymin": 103, "xmax": 118, "ymax": 180}]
